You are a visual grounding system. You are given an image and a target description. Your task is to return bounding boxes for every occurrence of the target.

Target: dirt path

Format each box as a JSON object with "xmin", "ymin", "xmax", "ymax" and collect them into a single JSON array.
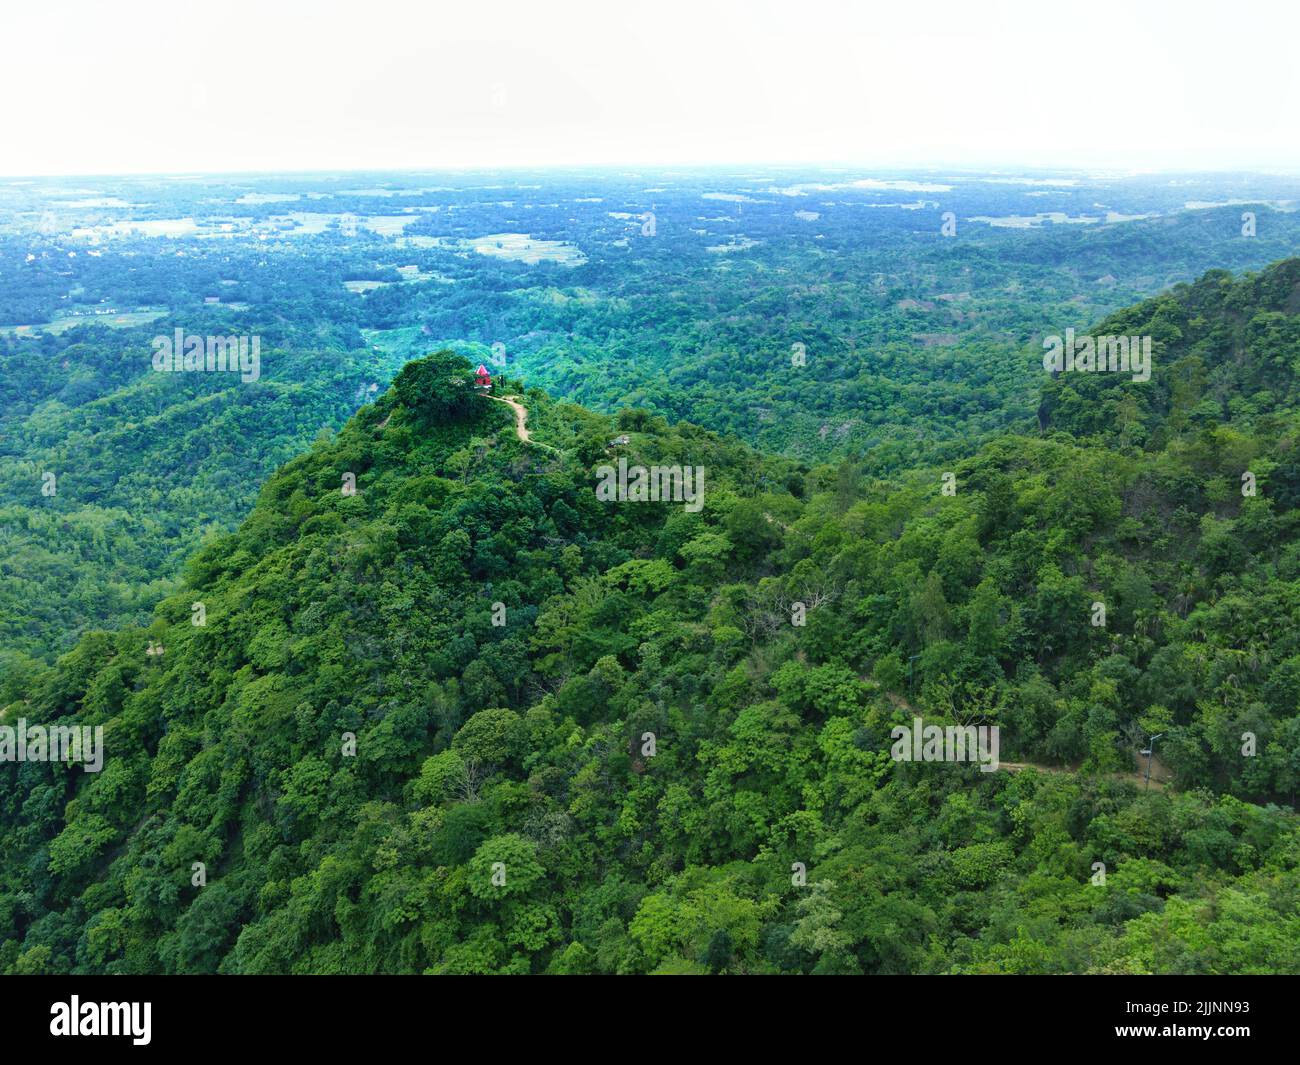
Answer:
[
  {"xmin": 488, "ymin": 394, "xmax": 532, "ymax": 442},
  {"xmin": 1000, "ymin": 759, "xmax": 1169, "ymax": 791},
  {"xmin": 880, "ymin": 694, "xmax": 1171, "ymax": 790},
  {"xmin": 998, "ymin": 761, "xmax": 1069, "ymax": 775},
  {"xmin": 379, "ymin": 393, "xmax": 555, "ymax": 450},
  {"xmin": 486, "ymin": 394, "xmax": 563, "ymax": 453}
]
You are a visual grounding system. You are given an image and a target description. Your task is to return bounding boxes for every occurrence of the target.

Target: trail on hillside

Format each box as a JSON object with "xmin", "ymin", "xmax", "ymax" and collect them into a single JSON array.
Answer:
[
  {"xmin": 487, "ymin": 394, "xmax": 531, "ymax": 442},
  {"xmin": 486, "ymin": 394, "xmax": 563, "ymax": 453},
  {"xmin": 881, "ymin": 693, "xmax": 1172, "ymax": 790},
  {"xmin": 999, "ymin": 760, "xmax": 1169, "ymax": 791},
  {"xmin": 378, "ymin": 392, "xmax": 556, "ymax": 450}
]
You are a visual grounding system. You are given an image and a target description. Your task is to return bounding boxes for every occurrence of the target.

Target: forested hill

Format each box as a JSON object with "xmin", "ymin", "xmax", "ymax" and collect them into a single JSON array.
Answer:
[
  {"xmin": 1041, "ymin": 256, "xmax": 1300, "ymax": 455},
  {"xmin": 7, "ymin": 182, "xmax": 1300, "ymax": 666},
  {"xmin": 4, "ymin": 257, "xmax": 1300, "ymax": 975}
]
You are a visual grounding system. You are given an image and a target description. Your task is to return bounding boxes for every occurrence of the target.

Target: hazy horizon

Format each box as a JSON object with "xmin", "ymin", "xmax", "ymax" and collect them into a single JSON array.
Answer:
[
  {"xmin": 9, "ymin": 163, "xmax": 1300, "ymax": 182},
  {"xmin": 6, "ymin": 0, "xmax": 1298, "ymax": 177}
]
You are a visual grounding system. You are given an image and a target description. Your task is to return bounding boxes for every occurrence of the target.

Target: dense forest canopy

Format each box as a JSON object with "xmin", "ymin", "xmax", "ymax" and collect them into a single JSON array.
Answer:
[
  {"xmin": 6, "ymin": 168, "xmax": 1300, "ymax": 661},
  {"xmin": 4, "ymin": 248, "xmax": 1300, "ymax": 973}
]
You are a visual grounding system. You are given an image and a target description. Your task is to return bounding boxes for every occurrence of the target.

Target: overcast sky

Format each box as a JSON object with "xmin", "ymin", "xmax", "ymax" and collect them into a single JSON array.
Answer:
[{"xmin": 3, "ymin": 0, "xmax": 1297, "ymax": 176}]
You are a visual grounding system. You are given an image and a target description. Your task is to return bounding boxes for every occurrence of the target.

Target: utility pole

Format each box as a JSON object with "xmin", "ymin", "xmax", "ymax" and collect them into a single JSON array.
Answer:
[
  {"xmin": 907, "ymin": 654, "xmax": 922, "ymax": 691},
  {"xmin": 1140, "ymin": 733, "xmax": 1164, "ymax": 789}
]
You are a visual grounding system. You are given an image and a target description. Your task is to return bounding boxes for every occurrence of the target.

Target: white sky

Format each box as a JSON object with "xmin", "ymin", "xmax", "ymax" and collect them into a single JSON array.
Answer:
[{"xmin": 2, "ymin": 0, "xmax": 1297, "ymax": 176}]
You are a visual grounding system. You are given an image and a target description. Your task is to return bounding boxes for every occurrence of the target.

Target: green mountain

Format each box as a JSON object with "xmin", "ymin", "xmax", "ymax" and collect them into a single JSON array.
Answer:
[
  {"xmin": 4, "ymin": 260, "xmax": 1300, "ymax": 975},
  {"xmin": 8, "ymin": 190, "xmax": 1300, "ymax": 665}
]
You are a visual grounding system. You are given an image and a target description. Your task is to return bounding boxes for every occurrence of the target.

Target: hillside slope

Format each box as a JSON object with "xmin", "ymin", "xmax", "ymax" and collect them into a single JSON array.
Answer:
[
  {"xmin": 4, "ymin": 257, "xmax": 1300, "ymax": 973},
  {"xmin": 8, "ymin": 195, "xmax": 1300, "ymax": 662}
]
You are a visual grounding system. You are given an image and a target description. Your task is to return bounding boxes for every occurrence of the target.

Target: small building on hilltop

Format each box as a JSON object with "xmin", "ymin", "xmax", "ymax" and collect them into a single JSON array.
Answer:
[{"xmin": 474, "ymin": 364, "xmax": 493, "ymax": 390}]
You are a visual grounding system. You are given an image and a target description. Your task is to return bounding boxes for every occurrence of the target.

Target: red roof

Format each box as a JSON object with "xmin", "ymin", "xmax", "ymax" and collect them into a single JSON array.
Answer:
[{"xmin": 475, "ymin": 364, "xmax": 491, "ymax": 378}]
